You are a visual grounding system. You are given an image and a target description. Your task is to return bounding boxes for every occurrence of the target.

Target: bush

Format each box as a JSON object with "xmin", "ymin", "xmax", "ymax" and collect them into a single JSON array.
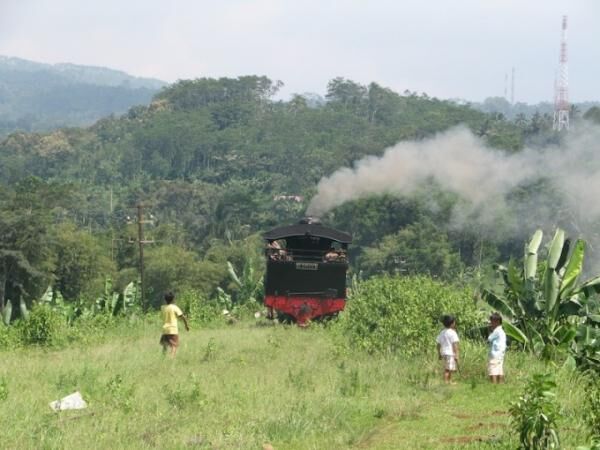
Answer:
[
  {"xmin": 21, "ymin": 304, "xmax": 64, "ymax": 346},
  {"xmin": 176, "ymin": 290, "xmax": 223, "ymax": 325},
  {"xmin": 337, "ymin": 275, "xmax": 481, "ymax": 355},
  {"xmin": 510, "ymin": 373, "xmax": 560, "ymax": 449},
  {"xmin": 584, "ymin": 373, "xmax": 600, "ymax": 442},
  {"xmin": 0, "ymin": 323, "xmax": 21, "ymax": 348}
]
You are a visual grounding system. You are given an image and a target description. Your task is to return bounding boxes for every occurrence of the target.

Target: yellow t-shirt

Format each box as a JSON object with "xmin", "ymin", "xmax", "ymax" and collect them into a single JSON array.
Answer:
[{"xmin": 161, "ymin": 304, "xmax": 183, "ymax": 335}]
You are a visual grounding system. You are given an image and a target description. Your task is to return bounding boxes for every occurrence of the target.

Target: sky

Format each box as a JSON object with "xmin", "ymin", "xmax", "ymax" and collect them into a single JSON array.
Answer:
[{"xmin": 0, "ymin": 0, "xmax": 598, "ymax": 103}]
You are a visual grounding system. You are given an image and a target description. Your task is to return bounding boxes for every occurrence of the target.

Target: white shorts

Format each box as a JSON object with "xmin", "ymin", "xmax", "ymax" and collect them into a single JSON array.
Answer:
[
  {"xmin": 488, "ymin": 358, "xmax": 504, "ymax": 376},
  {"xmin": 442, "ymin": 355, "xmax": 457, "ymax": 371}
]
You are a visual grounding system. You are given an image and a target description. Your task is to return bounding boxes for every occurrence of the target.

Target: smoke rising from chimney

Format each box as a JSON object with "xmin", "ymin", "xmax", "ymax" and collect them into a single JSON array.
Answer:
[{"xmin": 307, "ymin": 126, "xmax": 600, "ymax": 260}]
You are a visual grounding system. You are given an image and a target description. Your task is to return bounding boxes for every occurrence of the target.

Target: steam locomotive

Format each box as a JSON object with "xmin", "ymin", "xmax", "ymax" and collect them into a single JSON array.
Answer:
[{"xmin": 263, "ymin": 217, "xmax": 352, "ymax": 325}]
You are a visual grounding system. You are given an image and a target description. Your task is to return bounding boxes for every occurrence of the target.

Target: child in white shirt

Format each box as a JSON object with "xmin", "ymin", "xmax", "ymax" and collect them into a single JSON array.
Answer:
[
  {"xmin": 436, "ymin": 315, "xmax": 460, "ymax": 384},
  {"xmin": 487, "ymin": 312, "xmax": 507, "ymax": 383}
]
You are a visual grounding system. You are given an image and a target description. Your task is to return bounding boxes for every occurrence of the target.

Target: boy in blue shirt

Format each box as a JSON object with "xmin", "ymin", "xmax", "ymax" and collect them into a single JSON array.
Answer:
[{"xmin": 487, "ymin": 312, "xmax": 506, "ymax": 383}]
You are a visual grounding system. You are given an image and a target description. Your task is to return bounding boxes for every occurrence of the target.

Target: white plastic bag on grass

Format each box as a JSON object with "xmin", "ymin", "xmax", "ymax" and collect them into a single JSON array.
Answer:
[{"xmin": 49, "ymin": 391, "xmax": 87, "ymax": 411}]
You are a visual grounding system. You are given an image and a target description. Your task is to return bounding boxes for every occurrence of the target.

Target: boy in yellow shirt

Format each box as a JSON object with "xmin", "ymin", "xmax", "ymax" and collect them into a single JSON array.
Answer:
[{"xmin": 160, "ymin": 292, "xmax": 189, "ymax": 356}]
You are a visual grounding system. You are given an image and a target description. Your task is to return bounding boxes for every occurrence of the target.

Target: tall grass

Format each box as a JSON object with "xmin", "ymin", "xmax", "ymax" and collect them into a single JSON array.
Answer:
[{"xmin": 0, "ymin": 321, "xmax": 591, "ymax": 449}]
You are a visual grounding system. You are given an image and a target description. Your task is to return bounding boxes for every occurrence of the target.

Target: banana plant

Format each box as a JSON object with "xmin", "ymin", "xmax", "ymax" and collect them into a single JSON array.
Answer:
[
  {"xmin": 95, "ymin": 277, "xmax": 120, "ymax": 315},
  {"xmin": 39, "ymin": 285, "xmax": 79, "ymax": 324},
  {"xmin": 481, "ymin": 228, "xmax": 600, "ymax": 360},
  {"xmin": 226, "ymin": 257, "xmax": 263, "ymax": 305},
  {"xmin": 122, "ymin": 281, "xmax": 140, "ymax": 313}
]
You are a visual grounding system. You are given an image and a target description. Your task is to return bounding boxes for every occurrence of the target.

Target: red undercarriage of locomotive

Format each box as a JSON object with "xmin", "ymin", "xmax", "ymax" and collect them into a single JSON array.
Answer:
[{"xmin": 264, "ymin": 295, "xmax": 346, "ymax": 326}]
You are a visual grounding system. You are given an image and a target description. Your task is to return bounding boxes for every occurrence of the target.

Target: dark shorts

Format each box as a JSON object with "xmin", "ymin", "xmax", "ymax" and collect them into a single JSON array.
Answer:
[{"xmin": 160, "ymin": 334, "xmax": 179, "ymax": 348}]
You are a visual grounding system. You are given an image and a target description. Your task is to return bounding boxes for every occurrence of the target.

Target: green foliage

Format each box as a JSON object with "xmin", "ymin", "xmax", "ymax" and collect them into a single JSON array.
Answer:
[
  {"xmin": 21, "ymin": 303, "xmax": 63, "ymax": 346},
  {"xmin": 176, "ymin": 290, "xmax": 222, "ymax": 325},
  {"xmin": 225, "ymin": 256, "xmax": 263, "ymax": 305},
  {"xmin": 164, "ymin": 379, "xmax": 206, "ymax": 410},
  {"xmin": 52, "ymin": 222, "xmax": 115, "ymax": 301},
  {"xmin": 105, "ymin": 374, "xmax": 135, "ymax": 412},
  {"xmin": 481, "ymin": 228, "xmax": 600, "ymax": 363},
  {"xmin": 358, "ymin": 221, "xmax": 463, "ymax": 279},
  {"xmin": 338, "ymin": 275, "xmax": 481, "ymax": 355},
  {"xmin": 0, "ymin": 74, "xmax": 578, "ymax": 332},
  {"xmin": 144, "ymin": 245, "xmax": 225, "ymax": 307},
  {"xmin": 510, "ymin": 373, "xmax": 560, "ymax": 450},
  {"xmin": 0, "ymin": 378, "xmax": 7, "ymax": 401},
  {"xmin": 0, "ymin": 322, "xmax": 20, "ymax": 347},
  {"xmin": 583, "ymin": 373, "xmax": 600, "ymax": 442}
]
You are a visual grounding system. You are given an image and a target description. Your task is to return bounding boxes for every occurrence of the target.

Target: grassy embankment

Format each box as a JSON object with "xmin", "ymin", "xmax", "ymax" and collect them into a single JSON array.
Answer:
[{"xmin": 0, "ymin": 321, "xmax": 590, "ymax": 449}]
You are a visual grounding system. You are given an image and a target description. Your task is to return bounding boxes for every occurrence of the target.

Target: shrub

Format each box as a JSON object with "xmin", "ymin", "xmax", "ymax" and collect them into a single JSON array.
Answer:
[
  {"xmin": 21, "ymin": 304, "xmax": 63, "ymax": 346},
  {"xmin": 584, "ymin": 373, "xmax": 600, "ymax": 442},
  {"xmin": 337, "ymin": 275, "xmax": 481, "ymax": 355},
  {"xmin": 510, "ymin": 373, "xmax": 560, "ymax": 450},
  {"xmin": 176, "ymin": 290, "xmax": 223, "ymax": 325},
  {"xmin": 0, "ymin": 323, "xmax": 21, "ymax": 348}
]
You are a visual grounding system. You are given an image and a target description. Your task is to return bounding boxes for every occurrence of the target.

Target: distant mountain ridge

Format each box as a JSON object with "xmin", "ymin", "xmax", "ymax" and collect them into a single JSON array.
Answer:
[
  {"xmin": 0, "ymin": 56, "xmax": 166, "ymax": 89},
  {"xmin": 0, "ymin": 56, "xmax": 168, "ymax": 135}
]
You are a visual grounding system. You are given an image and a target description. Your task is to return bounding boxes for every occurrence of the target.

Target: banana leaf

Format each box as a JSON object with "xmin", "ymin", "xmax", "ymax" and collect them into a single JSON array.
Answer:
[
  {"xmin": 556, "ymin": 238, "xmax": 571, "ymax": 272},
  {"xmin": 19, "ymin": 299, "xmax": 29, "ymax": 320},
  {"xmin": 554, "ymin": 324, "xmax": 577, "ymax": 346},
  {"xmin": 575, "ymin": 275, "xmax": 600, "ymax": 298},
  {"xmin": 123, "ymin": 281, "xmax": 138, "ymax": 310},
  {"xmin": 546, "ymin": 228, "xmax": 565, "ymax": 270},
  {"xmin": 40, "ymin": 285, "xmax": 53, "ymax": 303},
  {"xmin": 480, "ymin": 289, "xmax": 516, "ymax": 319},
  {"xmin": 227, "ymin": 261, "xmax": 242, "ymax": 288},
  {"xmin": 558, "ymin": 297, "xmax": 583, "ymax": 316},
  {"xmin": 110, "ymin": 293, "xmax": 119, "ymax": 315},
  {"xmin": 507, "ymin": 258, "xmax": 523, "ymax": 296},
  {"xmin": 544, "ymin": 270, "xmax": 560, "ymax": 317},
  {"xmin": 2, "ymin": 300, "xmax": 12, "ymax": 325},
  {"xmin": 559, "ymin": 239, "xmax": 585, "ymax": 298},
  {"xmin": 525, "ymin": 229, "xmax": 543, "ymax": 280},
  {"xmin": 504, "ymin": 320, "xmax": 528, "ymax": 345}
]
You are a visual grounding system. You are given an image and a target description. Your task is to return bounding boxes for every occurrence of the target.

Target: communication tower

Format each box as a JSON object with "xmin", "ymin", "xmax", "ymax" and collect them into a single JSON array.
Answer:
[
  {"xmin": 553, "ymin": 15, "xmax": 570, "ymax": 131},
  {"xmin": 510, "ymin": 67, "xmax": 515, "ymax": 105}
]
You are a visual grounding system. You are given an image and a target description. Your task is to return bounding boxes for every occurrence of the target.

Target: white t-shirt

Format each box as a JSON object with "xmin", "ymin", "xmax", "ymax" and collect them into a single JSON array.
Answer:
[
  {"xmin": 488, "ymin": 326, "xmax": 506, "ymax": 359},
  {"xmin": 436, "ymin": 328, "xmax": 459, "ymax": 357}
]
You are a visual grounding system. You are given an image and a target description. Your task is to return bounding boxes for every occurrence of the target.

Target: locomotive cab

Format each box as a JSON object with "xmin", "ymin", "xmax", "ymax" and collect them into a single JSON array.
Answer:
[{"xmin": 263, "ymin": 217, "xmax": 352, "ymax": 325}]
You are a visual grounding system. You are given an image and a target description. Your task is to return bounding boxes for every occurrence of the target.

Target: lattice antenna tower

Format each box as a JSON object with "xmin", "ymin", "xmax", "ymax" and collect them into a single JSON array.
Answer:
[
  {"xmin": 510, "ymin": 67, "xmax": 515, "ymax": 105},
  {"xmin": 553, "ymin": 15, "xmax": 569, "ymax": 131}
]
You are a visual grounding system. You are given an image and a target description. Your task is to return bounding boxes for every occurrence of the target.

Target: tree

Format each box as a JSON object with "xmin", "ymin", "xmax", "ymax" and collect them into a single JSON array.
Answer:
[
  {"xmin": 52, "ymin": 222, "xmax": 115, "ymax": 301},
  {"xmin": 143, "ymin": 245, "xmax": 226, "ymax": 307},
  {"xmin": 359, "ymin": 222, "xmax": 463, "ymax": 279},
  {"xmin": 0, "ymin": 179, "xmax": 71, "ymax": 314}
]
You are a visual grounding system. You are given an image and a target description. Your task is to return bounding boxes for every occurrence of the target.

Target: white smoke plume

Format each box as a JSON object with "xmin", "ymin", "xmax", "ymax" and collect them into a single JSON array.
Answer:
[{"xmin": 307, "ymin": 125, "xmax": 600, "ymax": 266}]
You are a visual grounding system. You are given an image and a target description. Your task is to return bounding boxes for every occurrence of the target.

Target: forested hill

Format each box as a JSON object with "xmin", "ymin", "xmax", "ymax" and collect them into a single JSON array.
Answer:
[
  {"xmin": 0, "ymin": 75, "xmax": 590, "ymax": 306},
  {"xmin": 0, "ymin": 56, "xmax": 166, "ymax": 135}
]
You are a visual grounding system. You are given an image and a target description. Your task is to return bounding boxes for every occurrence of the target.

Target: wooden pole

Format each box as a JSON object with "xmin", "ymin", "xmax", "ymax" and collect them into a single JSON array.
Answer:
[{"xmin": 137, "ymin": 204, "xmax": 146, "ymax": 311}]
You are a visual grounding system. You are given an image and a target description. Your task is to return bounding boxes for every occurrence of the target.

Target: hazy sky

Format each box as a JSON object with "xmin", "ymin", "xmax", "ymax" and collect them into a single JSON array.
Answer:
[{"xmin": 1, "ymin": 0, "xmax": 598, "ymax": 102}]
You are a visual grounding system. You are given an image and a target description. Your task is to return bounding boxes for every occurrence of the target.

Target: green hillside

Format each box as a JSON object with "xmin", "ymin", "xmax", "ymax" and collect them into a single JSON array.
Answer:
[
  {"xmin": 0, "ymin": 56, "xmax": 166, "ymax": 135},
  {"xmin": 0, "ymin": 75, "xmax": 579, "ymax": 308}
]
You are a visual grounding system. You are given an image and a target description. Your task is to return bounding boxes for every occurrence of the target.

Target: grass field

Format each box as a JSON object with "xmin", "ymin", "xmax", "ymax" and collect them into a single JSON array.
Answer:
[{"xmin": 0, "ymin": 320, "xmax": 591, "ymax": 449}]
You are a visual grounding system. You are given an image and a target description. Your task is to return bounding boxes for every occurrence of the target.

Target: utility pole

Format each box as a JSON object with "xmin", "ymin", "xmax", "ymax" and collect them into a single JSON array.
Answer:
[{"xmin": 136, "ymin": 204, "xmax": 154, "ymax": 311}]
